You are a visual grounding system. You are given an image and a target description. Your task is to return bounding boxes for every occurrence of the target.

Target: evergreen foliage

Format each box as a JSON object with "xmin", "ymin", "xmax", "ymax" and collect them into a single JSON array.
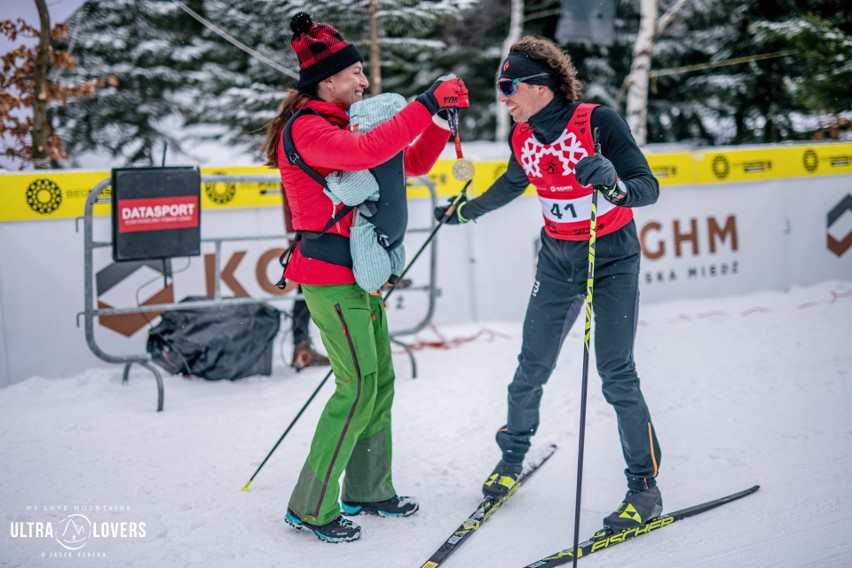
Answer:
[
  {"xmin": 48, "ymin": 0, "xmax": 851, "ymax": 166},
  {"xmin": 643, "ymin": 0, "xmax": 850, "ymax": 144},
  {"xmin": 180, "ymin": 0, "xmax": 467, "ymax": 158},
  {"xmin": 54, "ymin": 0, "xmax": 208, "ymax": 166}
]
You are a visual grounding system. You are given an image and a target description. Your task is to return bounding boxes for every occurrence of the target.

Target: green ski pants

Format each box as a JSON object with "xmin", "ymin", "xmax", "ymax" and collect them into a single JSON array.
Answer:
[{"xmin": 287, "ymin": 283, "xmax": 396, "ymax": 525}]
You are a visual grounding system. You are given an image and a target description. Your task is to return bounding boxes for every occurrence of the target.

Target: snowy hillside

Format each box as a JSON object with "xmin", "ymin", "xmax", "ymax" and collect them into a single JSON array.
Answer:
[{"xmin": 2, "ymin": 281, "xmax": 851, "ymax": 567}]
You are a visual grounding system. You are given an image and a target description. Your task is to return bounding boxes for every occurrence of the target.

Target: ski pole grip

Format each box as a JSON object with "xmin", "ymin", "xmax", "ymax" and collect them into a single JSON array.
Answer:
[{"xmin": 442, "ymin": 180, "xmax": 472, "ymax": 219}]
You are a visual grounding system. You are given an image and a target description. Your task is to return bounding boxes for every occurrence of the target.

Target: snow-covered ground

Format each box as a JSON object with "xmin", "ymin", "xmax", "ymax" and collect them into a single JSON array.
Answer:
[{"xmin": 2, "ymin": 280, "xmax": 851, "ymax": 568}]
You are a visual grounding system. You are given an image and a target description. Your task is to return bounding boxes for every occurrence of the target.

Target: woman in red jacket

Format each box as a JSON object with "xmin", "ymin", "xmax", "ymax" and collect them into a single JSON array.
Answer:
[{"xmin": 263, "ymin": 12, "xmax": 468, "ymax": 543}]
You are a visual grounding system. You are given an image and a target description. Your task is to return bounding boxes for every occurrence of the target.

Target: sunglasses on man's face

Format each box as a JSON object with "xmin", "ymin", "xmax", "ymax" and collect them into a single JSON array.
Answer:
[{"xmin": 496, "ymin": 73, "xmax": 551, "ymax": 97}]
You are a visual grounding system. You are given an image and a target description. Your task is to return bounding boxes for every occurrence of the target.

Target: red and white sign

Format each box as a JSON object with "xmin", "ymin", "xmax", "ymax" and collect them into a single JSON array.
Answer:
[{"xmin": 117, "ymin": 196, "xmax": 199, "ymax": 233}]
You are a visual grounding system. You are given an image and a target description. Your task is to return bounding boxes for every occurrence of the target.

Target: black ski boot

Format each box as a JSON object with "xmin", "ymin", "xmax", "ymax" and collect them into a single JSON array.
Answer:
[
  {"xmin": 341, "ymin": 495, "xmax": 419, "ymax": 517},
  {"xmin": 285, "ymin": 509, "xmax": 361, "ymax": 543},
  {"xmin": 482, "ymin": 459, "xmax": 523, "ymax": 500},
  {"xmin": 603, "ymin": 485, "xmax": 663, "ymax": 531}
]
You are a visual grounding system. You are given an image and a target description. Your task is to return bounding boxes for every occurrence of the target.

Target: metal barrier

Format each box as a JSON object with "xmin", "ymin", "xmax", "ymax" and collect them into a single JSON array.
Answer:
[{"xmin": 76, "ymin": 174, "xmax": 440, "ymax": 411}]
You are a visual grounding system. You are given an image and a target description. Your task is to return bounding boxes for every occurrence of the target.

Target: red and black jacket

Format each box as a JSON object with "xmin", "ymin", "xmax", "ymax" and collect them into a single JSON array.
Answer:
[{"xmin": 277, "ymin": 99, "xmax": 449, "ymax": 285}]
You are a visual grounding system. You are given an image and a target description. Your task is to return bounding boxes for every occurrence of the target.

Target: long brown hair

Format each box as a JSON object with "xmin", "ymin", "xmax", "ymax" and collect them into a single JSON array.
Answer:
[
  {"xmin": 510, "ymin": 35, "xmax": 583, "ymax": 102},
  {"xmin": 263, "ymin": 86, "xmax": 318, "ymax": 168}
]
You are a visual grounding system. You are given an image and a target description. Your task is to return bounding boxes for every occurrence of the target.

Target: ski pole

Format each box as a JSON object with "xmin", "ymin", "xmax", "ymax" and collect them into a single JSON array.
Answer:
[
  {"xmin": 572, "ymin": 127, "xmax": 601, "ymax": 568},
  {"xmin": 242, "ymin": 367, "xmax": 333, "ymax": 491},
  {"xmin": 383, "ymin": 179, "xmax": 471, "ymax": 303},
  {"xmin": 244, "ymin": 181, "xmax": 470, "ymax": 491}
]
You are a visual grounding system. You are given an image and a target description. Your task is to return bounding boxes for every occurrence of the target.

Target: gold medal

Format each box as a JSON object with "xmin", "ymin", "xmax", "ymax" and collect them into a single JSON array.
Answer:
[{"xmin": 452, "ymin": 158, "xmax": 475, "ymax": 182}]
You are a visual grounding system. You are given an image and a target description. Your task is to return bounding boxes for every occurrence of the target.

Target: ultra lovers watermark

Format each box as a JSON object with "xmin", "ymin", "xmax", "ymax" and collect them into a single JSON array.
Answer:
[{"xmin": 9, "ymin": 504, "xmax": 146, "ymax": 559}]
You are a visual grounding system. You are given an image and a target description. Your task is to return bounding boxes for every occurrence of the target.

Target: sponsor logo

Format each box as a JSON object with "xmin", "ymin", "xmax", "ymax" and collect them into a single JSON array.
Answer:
[
  {"xmin": 803, "ymin": 149, "xmax": 819, "ymax": 172},
  {"xmin": 803, "ymin": 148, "xmax": 852, "ymax": 173},
  {"xmin": 117, "ymin": 195, "xmax": 199, "ymax": 233},
  {"xmin": 26, "ymin": 178, "xmax": 63, "ymax": 214},
  {"xmin": 640, "ymin": 215, "xmax": 739, "ymax": 259},
  {"xmin": 639, "ymin": 215, "xmax": 740, "ymax": 284},
  {"xmin": 827, "ymin": 194, "xmax": 852, "ymax": 257},
  {"xmin": 589, "ymin": 516, "xmax": 674, "ymax": 552},
  {"xmin": 96, "ymin": 260, "xmax": 174, "ymax": 337},
  {"xmin": 711, "ymin": 154, "xmax": 772, "ymax": 180},
  {"xmin": 651, "ymin": 164, "xmax": 677, "ymax": 178},
  {"xmin": 204, "ymin": 172, "xmax": 237, "ymax": 204},
  {"xmin": 711, "ymin": 155, "xmax": 730, "ymax": 180},
  {"xmin": 95, "ymin": 247, "xmax": 289, "ymax": 337}
]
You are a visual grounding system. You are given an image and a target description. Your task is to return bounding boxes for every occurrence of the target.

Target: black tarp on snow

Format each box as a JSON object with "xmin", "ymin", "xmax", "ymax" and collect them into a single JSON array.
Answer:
[{"xmin": 147, "ymin": 298, "xmax": 281, "ymax": 381}]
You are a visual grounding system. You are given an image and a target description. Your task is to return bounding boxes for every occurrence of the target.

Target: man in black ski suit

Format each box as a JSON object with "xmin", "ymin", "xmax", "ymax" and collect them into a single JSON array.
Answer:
[{"xmin": 435, "ymin": 35, "xmax": 663, "ymax": 531}]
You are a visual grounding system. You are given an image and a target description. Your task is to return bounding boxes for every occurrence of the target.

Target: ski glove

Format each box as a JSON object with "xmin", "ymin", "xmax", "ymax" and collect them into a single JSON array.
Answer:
[
  {"xmin": 433, "ymin": 194, "xmax": 471, "ymax": 225},
  {"xmin": 574, "ymin": 154, "xmax": 627, "ymax": 204},
  {"xmin": 416, "ymin": 74, "xmax": 470, "ymax": 115}
]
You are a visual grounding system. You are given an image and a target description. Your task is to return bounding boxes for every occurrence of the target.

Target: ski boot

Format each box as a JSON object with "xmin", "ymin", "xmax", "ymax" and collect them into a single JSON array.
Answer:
[
  {"xmin": 285, "ymin": 509, "xmax": 361, "ymax": 543},
  {"xmin": 341, "ymin": 495, "xmax": 419, "ymax": 517},
  {"xmin": 291, "ymin": 339, "xmax": 330, "ymax": 372},
  {"xmin": 482, "ymin": 459, "xmax": 523, "ymax": 500},
  {"xmin": 603, "ymin": 485, "xmax": 663, "ymax": 531}
]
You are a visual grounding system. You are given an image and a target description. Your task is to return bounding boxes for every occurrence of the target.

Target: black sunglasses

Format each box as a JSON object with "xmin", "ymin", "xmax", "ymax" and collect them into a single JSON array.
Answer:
[{"xmin": 496, "ymin": 73, "xmax": 551, "ymax": 96}]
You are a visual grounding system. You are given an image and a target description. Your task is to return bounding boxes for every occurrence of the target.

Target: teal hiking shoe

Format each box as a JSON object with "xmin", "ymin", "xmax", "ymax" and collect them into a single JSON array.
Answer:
[
  {"xmin": 285, "ymin": 509, "xmax": 361, "ymax": 543},
  {"xmin": 340, "ymin": 495, "xmax": 418, "ymax": 517}
]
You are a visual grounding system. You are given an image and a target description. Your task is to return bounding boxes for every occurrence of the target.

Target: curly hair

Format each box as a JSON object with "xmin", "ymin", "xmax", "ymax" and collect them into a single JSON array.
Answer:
[{"xmin": 510, "ymin": 35, "xmax": 583, "ymax": 102}]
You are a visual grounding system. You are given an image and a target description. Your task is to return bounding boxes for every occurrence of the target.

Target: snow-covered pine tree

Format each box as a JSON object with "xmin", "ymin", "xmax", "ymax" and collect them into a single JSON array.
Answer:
[
  {"xmin": 643, "ymin": 0, "xmax": 849, "ymax": 145},
  {"xmin": 54, "ymin": 0, "xmax": 208, "ymax": 166},
  {"xmin": 750, "ymin": 11, "xmax": 851, "ymax": 139},
  {"xmin": 433, "ymin": 0, "xmax": 572, "ymax": 142},
  {"xmin": 181, "ymin": 0, "xmax": 470, "ymax": 158}
]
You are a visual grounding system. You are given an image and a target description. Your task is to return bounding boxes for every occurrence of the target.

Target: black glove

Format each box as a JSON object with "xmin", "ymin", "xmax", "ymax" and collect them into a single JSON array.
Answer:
[
  {"xmin": 416, "ymin": 73, "xmax": 470, "ymax": 115},
  {"xmin": 433, "ymin": 194, "xmax": 471, "ymax": 225},
  {"xmin": 574, "ymin": 154, "xmax": 626, "ymax": 204}
]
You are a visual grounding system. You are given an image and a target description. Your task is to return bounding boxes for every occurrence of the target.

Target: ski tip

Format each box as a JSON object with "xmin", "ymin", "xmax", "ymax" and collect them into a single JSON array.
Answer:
[{"xmin": 242, "ymin": 481, "xmax": 252, "ymax": 492}]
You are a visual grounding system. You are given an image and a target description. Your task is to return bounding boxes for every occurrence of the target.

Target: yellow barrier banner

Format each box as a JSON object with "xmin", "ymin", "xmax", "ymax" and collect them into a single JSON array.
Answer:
[
  {"xmin": 645, "ymin": 153, "xmax": 695, "ymax": 186},
  {"xmin": 694, "ymin": 144, "xmax": 852, "ymax": 184},
  {"xmin": 198, "ymin": 165, "xmax": 280, "ymax": 210},
  {"xmin": 2, "ymin": 142, "xmax": 850, "ymax": 223}
]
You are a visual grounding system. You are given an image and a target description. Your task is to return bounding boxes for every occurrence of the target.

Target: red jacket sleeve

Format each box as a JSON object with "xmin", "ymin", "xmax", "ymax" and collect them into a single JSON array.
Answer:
[
  {"xmin": 293, "ymin": 101, "xmax": 434, "ymax": 171},
  {"xmin": 404, "ymin": 122, "xmax": 451, "ymax": 176}
]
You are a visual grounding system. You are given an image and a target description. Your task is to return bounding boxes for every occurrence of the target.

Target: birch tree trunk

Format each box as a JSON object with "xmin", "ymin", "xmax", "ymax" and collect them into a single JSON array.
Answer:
[
  {"xmin": 622, "ymin": 0, "xmax": 690, "ymax": 145},
  {"xmin": 33, "ymin": 0, "xmax": 51, "ymax": 168},
  {"xmin": 495, "ymin": 0, "xmax": 523, "ymax": 142},
  {"xmin": 624, "ymin": 0, "xmax": 656, "ymax": 146}
]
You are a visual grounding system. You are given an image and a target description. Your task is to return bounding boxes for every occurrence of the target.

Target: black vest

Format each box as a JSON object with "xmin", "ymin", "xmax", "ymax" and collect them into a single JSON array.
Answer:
[{"xmin": 282, "ymin": 107, "xmax": 408, "ymax": 265}]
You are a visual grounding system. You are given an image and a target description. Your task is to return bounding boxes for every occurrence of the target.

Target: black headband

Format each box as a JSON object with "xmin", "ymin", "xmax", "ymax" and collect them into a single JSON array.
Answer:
[{"xmin": 499, "ymin": 52, "xmax": 559, "ymax": 90}]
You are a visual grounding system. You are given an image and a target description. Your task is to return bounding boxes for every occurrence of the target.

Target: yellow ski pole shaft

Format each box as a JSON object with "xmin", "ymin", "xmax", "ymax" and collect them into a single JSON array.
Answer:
[{"xmin": 572, "ymin": 127, "xmax": 602, "ymax": 568}]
